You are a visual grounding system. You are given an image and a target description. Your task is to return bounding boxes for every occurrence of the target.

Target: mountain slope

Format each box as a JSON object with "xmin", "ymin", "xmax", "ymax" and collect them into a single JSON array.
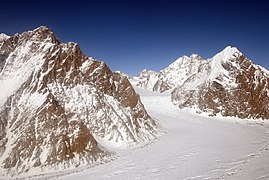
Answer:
[
  {"xmin": 0, "ymin": 26, "xmax": 156, "ymax": 177},
  {"xmin": 57, "ymin": 86, "xmax": 269, "ymax": 180}
]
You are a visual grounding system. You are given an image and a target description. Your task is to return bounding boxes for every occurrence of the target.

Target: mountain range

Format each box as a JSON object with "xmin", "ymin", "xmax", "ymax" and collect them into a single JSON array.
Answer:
[
  {"xmin": 1, "ymin": 26, "xmax": 269, "ymax": 178},
  {"xmin": 134, "ymin": 46, "xmax": 269, "ymax": 119}
]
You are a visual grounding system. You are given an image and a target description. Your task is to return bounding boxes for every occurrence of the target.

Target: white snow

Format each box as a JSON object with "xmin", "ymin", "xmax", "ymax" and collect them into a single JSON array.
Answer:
[
  {"xmin": 207, "ymin": 46, "xmax": 241, "ymax": 81},
  {"xmin": 0, "ymin": 40, "xmax": 53, "ymax": 107},
  {"xmin": 135, "ymin": 69, "xmax": 159, "ymax": 91},
  {"xmin": 211, "ymin": 46, "xmax": 241, "ymax": 63},
  {"xmin": 23, "ymin": 86, "xmax": 269, "ymax": 180},
  {"xmin": 134, "ymin": 46, "xmax": 246, "ymax": 93}
]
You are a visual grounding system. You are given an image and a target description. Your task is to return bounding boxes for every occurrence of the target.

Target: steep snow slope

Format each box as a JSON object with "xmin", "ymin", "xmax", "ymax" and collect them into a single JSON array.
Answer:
[
  {"xmin": 48, "ymin": 86, "xmax": 269, "ymax": 180},
  {"xmin": 0, "ymin": 27, "xmax": 156, "ymax": 177}
]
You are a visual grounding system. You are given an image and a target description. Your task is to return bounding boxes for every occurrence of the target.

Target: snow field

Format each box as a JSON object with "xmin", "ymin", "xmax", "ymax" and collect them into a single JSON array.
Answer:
[{"xmin": 54, "ymin": 87, "xmax": 269, "ymax": 180}]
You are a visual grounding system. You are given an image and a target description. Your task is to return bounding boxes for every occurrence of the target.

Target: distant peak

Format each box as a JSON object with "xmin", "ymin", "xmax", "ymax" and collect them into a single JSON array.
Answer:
[
  {"xmin": 33, "ymin": 26, "xmax": 52, "ymax": 32},
  {"xmin": 190, "ymin": 54, "xmax": 202, "ymax": 60},
  {"xmin": 221, "ymin": 46, "xmax": 241, "ymax": 55},
  {"xmin": 173, "ymin": 54, "xmax": 203, "ymax": 65},
  {"xmin": 141, "ymin": 69, "xmax": 157, "ymax": 73},
  {"xmin": 32, "ymin": 26, "xmax": 54, "ymax": 37},
  {"xmin": 137, "ymin": 69, "xmax": 158, "ymax": 77},
  {"xmin": 0, "ymin": 33, "xmax": 10, "ymax": 41},
  {"xmin": 223, "ymin": 46, "xmax": 240, "ymax": 53}
]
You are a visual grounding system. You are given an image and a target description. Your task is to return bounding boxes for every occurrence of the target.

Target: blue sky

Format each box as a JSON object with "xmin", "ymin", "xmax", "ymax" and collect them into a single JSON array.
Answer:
[{"xmin": 1, "ymin": 0, "xmax": 268, "ymax": 75}]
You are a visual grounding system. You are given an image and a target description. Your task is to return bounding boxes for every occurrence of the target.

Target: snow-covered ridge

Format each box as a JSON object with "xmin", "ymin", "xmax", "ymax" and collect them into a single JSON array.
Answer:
[
  {"xmin": 134, "ymin": 52, "xmax": 206, "ymax": 92},
  {"xmin": 134, "ymin": 46, "xmax": 269, "ymax": 119},
  {"xmin": 134, "ymin": 46, "xmax": 244, "ymax": 92}
]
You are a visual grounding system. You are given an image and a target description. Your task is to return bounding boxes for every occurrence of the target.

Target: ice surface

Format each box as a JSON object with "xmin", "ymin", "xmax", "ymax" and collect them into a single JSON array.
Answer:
[{"xmin": 24, "ymin": 86, "xmax": 269, "ymax": 180}]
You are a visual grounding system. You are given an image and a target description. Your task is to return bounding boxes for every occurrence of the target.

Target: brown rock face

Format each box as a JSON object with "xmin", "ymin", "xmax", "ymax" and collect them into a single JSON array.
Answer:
[
  {"xmin": 172, "ymin": 48, "xmax": 269, "ymax": 119},
  {"xmin": 0, "ymin": 26, "xmax": 156, "ymax": 176}
]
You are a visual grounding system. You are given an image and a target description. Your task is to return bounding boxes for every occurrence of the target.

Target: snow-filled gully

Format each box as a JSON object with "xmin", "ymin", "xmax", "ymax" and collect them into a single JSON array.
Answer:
[{"xmin": 33, "ymin": 88, "xmax": 269, "ymax": 179}]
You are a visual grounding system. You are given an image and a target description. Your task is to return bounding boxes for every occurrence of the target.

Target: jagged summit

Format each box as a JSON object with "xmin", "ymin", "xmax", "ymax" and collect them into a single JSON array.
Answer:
[
  {"xmin": 0, "ymin": 26, "xmax": 157, "ymax": 177},
  {"xmin": 22, "ymin": 25, "xmax": 60, "ymax": 44},
  {"xmin": 30, "ymin": 26, "xmax": 55, "ymax": 37}
]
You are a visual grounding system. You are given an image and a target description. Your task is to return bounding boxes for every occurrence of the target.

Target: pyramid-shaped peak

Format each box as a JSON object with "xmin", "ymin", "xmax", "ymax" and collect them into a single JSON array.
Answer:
[{"xmin": 222, "ymin": 46, "xmax": 240, "ymax": 53}]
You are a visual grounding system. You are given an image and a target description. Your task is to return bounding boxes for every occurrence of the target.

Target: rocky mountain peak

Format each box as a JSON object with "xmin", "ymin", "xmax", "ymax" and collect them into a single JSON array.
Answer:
[
  {"xmin": 171, "ymin": 48, "xmax": 269, "ymax": 119},
  {"xmin": 20, "ymin": 25, "xmax": 60, "ymax": 45},
  {"xmin": 0, "ymin": 27, "xmax": 157, "ymax": 177},
  {"xmin": 134, "ymin": 46, "xmax": 269, "ymax": 119}
]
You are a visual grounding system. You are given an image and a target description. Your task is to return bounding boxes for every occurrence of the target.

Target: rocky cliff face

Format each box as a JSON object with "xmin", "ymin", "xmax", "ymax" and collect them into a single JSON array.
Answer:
[
  {"xmin": 135, "ymin": 46, "xmax": 269, "ymax": 119},
  {"xmin": 0, "ymin": 26, "xmax": 156, "ymax": 176}
]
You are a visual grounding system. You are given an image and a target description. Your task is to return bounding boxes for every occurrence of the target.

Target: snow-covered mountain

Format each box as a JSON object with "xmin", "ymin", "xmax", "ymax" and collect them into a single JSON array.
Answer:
[
  {"xmin": 135, "ymin": 54, "xmax": 204, "ymax": 92},
  {"xmin": 135, "ymin": 69, "xmax": 159, "ymax": 91},
  {"xmin": 135, "ymin": 46, "xmax": 269, "ymax": 119},
  {"xmin": 0, "ymin": 26, "xmax": 156, "ymax": 177}
]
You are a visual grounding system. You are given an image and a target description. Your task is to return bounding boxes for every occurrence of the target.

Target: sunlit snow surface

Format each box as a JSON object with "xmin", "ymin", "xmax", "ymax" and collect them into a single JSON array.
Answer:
[{"xmin": 12, "ymin": 86, "xmax": 269, "ymax": 180}]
